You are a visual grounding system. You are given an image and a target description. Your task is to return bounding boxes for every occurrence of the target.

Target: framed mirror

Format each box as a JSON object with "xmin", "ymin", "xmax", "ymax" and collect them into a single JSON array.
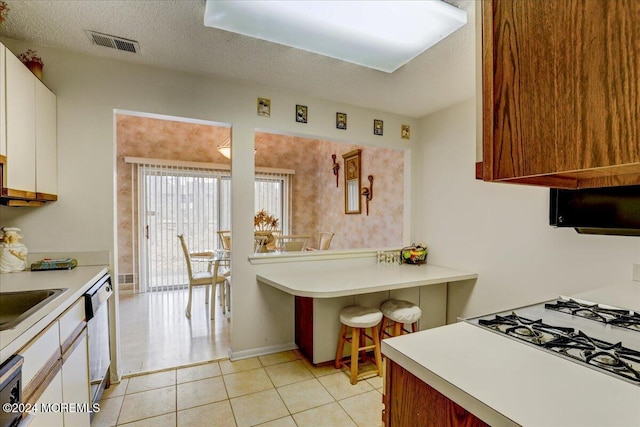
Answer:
[{"xmin": 342, "ymin": 149, "xmax": 362, "ymax": 214}]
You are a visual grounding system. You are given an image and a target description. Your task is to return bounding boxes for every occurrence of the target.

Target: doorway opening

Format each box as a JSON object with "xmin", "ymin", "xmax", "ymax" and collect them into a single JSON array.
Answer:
[{"xmin": 115, "ymin": 110, "xmax": 232, "ymax": 375}]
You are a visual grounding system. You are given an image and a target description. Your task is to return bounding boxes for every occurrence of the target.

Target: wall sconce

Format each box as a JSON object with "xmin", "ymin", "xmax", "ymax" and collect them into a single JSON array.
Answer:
[
  {"xmin": 218, "ymin": 138, "xmax": 257, "ymax": 159},
  {"xmin": 361, "ymin": 175, "xmax": 374, "ymax": 215},
  {"xmin": 332, "ymin": 154, "xmax": 340, "ymax": 187},
  {"xmin": 217, "ymin": 137, "xmax": 231, "ymax": 159}
]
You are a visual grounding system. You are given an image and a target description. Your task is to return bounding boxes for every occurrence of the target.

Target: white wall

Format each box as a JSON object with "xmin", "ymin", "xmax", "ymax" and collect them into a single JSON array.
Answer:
[
  {"xmin": 0, "ymin": 39, "xmax": 416, "ymax": 360},
  {"xmin": 414, "ymin": 99, "xmax": 640, "ymax": 322}
]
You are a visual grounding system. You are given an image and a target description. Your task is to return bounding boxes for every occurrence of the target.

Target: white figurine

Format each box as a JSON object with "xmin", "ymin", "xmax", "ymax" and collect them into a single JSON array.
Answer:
[{"xmin": 0, "ymin": 227, "xmax": 28, "ymax": 273}]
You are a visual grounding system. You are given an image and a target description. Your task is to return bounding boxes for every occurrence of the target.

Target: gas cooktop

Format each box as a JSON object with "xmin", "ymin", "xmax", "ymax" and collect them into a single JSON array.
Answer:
[{"xmin": 468, "ymin": 297, "xmax": 640, "ymax": 386}]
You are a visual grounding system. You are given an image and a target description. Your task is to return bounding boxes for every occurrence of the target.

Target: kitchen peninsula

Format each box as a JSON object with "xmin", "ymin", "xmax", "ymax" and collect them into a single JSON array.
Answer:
[
  {"xmin": 381, "ymin": 282, "xmax": 640, "ymax": 426},
  {"xmin": 256, "ymin": 254, "xmax": 477, "ymax": 363}
]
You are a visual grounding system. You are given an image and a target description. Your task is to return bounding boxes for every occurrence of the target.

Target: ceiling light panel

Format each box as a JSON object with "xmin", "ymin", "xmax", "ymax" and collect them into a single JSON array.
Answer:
[{"xmin": 204, "ymin": 0, "xmax": 467, "ymax": 73}]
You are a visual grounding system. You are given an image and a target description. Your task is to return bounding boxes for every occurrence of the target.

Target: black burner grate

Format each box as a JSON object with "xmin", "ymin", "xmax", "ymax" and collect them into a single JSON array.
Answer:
[
  {"xmin": 545, "ymin": 299, "xmax": 640, "ymax": 332},
  {"xmin": 477, "ymin": 312, "xmax": 640, "ymax": 385}
]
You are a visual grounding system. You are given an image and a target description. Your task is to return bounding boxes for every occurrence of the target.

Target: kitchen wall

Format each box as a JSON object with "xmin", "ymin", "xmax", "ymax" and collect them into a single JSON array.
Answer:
[
  {"xmin": 255, "ymin": 132, "xmax": 404, "ymax": 250},
  {"xmin": 414, "ymin": 99, "xmax": 640, "ymax": 322},
  {"xmin": 0, "ymin": 38, "xmax": 413, "ymax": 364}
]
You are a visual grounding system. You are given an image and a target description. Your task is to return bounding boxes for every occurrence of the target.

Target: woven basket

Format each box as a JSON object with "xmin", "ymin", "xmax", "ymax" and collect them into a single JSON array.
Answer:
[{"xmin": 401, "ymin": 246, "xmax": 428, "ymax": 265}]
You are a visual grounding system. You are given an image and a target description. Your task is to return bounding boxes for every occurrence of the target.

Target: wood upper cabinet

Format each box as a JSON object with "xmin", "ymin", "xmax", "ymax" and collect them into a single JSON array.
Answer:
[{"xmin": 480, "ymin": 0, "xmax": 640, "ymax": 189}]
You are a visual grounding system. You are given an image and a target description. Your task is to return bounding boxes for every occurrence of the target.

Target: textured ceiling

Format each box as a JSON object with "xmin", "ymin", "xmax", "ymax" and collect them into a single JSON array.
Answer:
[{"xmin": 1, "ymin": 0, "xmax": 476, "ymax": 118}]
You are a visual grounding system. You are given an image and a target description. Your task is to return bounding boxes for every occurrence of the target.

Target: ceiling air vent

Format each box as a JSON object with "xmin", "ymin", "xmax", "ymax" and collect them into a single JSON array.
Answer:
[{"xmin": 85, "ymin": 30, "xmax": 140, "ymax": 54}]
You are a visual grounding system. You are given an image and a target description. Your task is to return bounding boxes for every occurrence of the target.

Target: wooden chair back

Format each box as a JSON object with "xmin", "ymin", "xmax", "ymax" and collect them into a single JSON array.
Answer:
[
  {"xmin": 177, "ymin": 234, "xmax": 195, "ymax": 280},
  {"xmin": 318, "ymin": 232, "xmax": 335, "ymax": 250},
  {"xmin": 217, "ymin": 230, "xmax": 231, "ymax": 250},
  {"xmin": 275, "ymin": 235, "xmax": 311, "ymax": 252},
  {"xmin": 254, "ymin": 235, "xmax": 268, "ymax": 253}
]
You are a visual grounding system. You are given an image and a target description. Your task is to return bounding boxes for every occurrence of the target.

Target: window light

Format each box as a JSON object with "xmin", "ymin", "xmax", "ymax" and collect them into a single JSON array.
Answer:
[{"xmin": 203, "ymin": 0, "xmax": 467, "ymax": 73}]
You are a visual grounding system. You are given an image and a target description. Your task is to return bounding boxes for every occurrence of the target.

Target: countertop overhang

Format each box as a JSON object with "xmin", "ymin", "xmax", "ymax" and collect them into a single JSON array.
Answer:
[{"xmin": 256, "ymin": 259, "xmax": 477, "ymax": 298}]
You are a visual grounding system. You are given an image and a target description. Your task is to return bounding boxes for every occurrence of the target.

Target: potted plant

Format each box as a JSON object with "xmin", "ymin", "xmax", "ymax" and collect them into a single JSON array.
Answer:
[
  {"xmin": 254, "ymin": 209, "xmax": 279, "ymax": 252},
  {"xmin": 18, "ymin": 49, "xmax": 44, "ymax": 79}
]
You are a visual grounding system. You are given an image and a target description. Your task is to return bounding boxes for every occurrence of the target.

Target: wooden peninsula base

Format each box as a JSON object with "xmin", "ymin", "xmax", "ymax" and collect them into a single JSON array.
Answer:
[{"xmin": 383, "ymin": 359, "xmax": 489, "ymax": 427}]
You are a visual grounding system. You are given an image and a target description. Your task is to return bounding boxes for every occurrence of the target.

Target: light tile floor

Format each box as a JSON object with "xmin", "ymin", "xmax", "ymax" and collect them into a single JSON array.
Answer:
[
  {"xmin": 119, "ymin": 287, "xmax": 231, "ymax": 375},
  {"xmin": 92, "ymin": 350, "xmax": 384, "ymax": 427}
]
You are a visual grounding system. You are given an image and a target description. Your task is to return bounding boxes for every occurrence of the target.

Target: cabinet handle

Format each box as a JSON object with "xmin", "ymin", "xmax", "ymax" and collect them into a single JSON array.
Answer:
[{"xmin": 145, "ymin": 225, "xmax": 149, "ymax": 239}]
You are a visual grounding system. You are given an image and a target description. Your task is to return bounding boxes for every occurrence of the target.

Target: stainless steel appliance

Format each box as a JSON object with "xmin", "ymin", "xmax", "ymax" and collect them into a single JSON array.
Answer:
[
  {"xmin": 467, "ymin": 297, "xmax": 640, "ymax": 385},
  {"xmin": 0, "ymin": 355, "xmax": 23, "ymax": 427},
  {"xmin": 84, "ymin": 274, "xmax": 113, "ymax": 417}
]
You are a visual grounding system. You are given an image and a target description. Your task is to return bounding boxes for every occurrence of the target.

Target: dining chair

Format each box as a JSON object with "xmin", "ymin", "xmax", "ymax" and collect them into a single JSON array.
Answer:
[
  {"xmin": 217, "ymin": 230, "xmax": 231, "ymax": 250},
  {"xmin": 254, "ymin": 235, "xmax": 268, "ymax": 253},
  {"xmin": 317, "ymin": 232, "xmax": 335, "ymax": 250},
  {"xmin": 274, "ymin": 235, "xmax": 311, "ymax": 252},
  {"xmin": 266, "ymin": 230, "xmax": 281, "ymax": 251},
  {"xmin": 177, "ymin": 234, "xmax": 227, "ymax": 319}
]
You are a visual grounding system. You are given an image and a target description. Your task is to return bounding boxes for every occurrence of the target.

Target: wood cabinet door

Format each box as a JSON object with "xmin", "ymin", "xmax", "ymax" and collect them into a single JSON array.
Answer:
[
  {"xmin": 35, "ymin": 81, "xmax": 57, "ymax": 197},
  {"xmin": 385, "ymin": 360, "xmax": 490, "ymax": 427},
  {"xmin": 5, "ymin": 50, "xmax": 36, "ymax": 196},
  {"xmin": 483, "ymin": 0, "xmax": 640, "ymax": 183}
]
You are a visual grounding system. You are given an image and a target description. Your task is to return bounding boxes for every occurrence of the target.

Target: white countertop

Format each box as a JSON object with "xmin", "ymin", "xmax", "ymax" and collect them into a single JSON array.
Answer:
[
  {"xmin": 0, "ymin": 265, "xmax": 109, "ymax": 362},
  {"xmin": 382, "ymin": 281, "xmax": 640, "ymax": 427},
  {"xmin": 572, "ymin": 282, "xmax": 640, "ymax": 312},
  {"xmin": 256, "ymin": 259, "xmax": 477, "ymax": 298}
]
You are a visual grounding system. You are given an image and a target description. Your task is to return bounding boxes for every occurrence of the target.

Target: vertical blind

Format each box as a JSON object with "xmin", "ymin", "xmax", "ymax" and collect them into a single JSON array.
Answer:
[
  {"xmin": 138, "ymin": 163, "xmax": 227, "ymax": 292},
  {"xmin": 126, "ymin": 157, "xmax": 294, "ymax": 293}
]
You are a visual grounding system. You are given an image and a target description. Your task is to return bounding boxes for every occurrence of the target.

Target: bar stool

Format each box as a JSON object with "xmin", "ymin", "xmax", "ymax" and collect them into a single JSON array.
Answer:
[
  {"xmin": 380, "ymin": 299, "xmax": 422, "ymax": 338},
  {"xmin": 334, "ymin": 305, "xmax": 384, "ymax": 385}
]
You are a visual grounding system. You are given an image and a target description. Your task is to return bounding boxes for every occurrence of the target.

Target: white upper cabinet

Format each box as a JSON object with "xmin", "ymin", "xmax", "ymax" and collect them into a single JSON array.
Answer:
[
  {"xmin": 0, "ymin": 44, "xmax": 6, "ymax": 158},
  {"xmin": 2, "ymin": 42, "xmax": 57, "ymax": 202},
  {"xmin": 5, "ymin": 45, "xmax": 36, "ymax": 197},
  {"xmin": 35, "ymin": 81, "xmax": 57, "ymax": 197}
]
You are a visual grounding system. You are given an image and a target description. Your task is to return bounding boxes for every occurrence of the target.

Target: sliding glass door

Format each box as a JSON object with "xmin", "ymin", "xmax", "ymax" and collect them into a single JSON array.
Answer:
[{"xmin": 138, "ymin": 164, "xmax": 228, "ymax": 292}]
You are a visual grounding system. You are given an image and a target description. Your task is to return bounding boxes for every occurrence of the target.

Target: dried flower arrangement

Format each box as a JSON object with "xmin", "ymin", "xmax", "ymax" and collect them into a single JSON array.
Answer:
[
  {"xmin": 18, "ymin": 49, "xmax": 43, "ymax": 66},
  {"xmin": 17, "ymin": 49, "xmax": 44, "ymax": 79},
  {"xmin": 254, "ymin": 209, "xmax": 279, "ymax": 232},
  {"xmin": 0, "ymin": 1, "xmax": 9, "ymax": 23}
]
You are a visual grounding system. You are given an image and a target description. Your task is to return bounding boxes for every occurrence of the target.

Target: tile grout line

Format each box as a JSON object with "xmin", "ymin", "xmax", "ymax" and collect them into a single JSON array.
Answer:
[
  {"xmin": 218, "ymin": 366, "xmax": 239, "ymax": 427},
  {"xmin": 111, "ymin": 352, "xmax": 380, "ymax": 427}
]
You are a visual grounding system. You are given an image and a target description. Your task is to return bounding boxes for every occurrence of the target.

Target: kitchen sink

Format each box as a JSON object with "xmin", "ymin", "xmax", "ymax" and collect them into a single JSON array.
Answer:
[{"xmin": 0, "ymin": 288, "xmax": 68, "ymax": 331}]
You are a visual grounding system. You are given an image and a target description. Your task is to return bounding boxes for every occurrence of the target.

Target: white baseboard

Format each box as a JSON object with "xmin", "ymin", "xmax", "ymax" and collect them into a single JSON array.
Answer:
[
  {"xmin": 229, "ymin": 342, "xmax": 298, "ymax": 361},
  {"xmin": 633, "ymin": 264, "xmax": 640, "ymax": 282}
]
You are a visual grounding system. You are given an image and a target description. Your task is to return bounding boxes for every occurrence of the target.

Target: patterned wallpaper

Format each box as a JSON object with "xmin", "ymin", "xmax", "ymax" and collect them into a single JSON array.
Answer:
[
  {"xmin": 115, "ymin": 115, "xmax": 231, "ymax": 279},
  {"xmin": 255, "ymin": 132, "xmax": 404, "ymax": 250},
  {"xmin": 116, "ymin": 116, "xmax": 404, "ymax": 278}
]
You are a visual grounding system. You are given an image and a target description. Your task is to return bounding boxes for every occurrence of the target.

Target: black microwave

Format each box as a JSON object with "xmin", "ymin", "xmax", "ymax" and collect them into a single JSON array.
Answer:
[{"xmin": 550, "ymin": 185, "xmax": 640, "ymax": 236}]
